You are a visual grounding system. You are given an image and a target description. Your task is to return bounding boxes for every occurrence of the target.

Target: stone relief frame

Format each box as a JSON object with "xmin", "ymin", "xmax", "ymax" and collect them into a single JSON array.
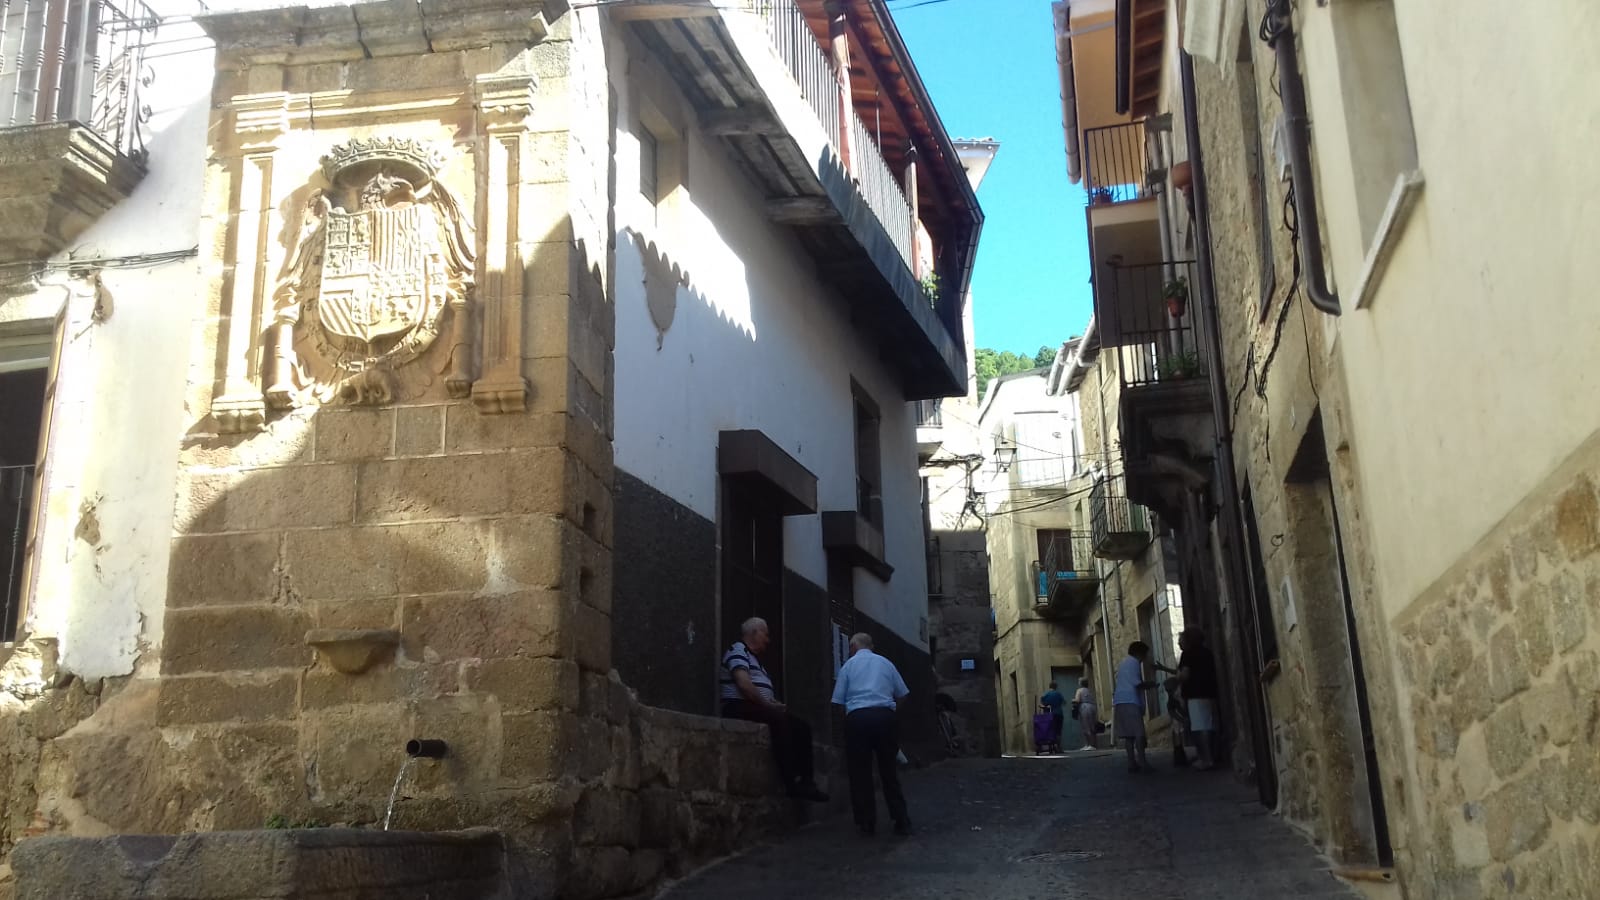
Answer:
[{"xmin": 208, "ymin": 78, "xmax": 539, "ymax": 433}]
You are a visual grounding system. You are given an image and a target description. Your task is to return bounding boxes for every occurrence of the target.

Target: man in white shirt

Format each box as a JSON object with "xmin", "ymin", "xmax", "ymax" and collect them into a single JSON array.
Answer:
[
  {"xmin": 1113, "ymin": 641, "xmax": 1157, "ymax": 773},
  {"xmin": 831, "ymin": 632, "xmax": 912, "ymax": 836}
]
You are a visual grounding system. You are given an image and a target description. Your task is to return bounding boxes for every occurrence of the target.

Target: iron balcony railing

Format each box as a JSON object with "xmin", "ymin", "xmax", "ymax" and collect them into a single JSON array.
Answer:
[
  {"xmin": 1103, "ymin": 260, "xmax": 1202, "ymax": 389},
  {"xmin": 1082, "ymin": 121, "xmax": 1151, "ymax": 206},
  {"xmin": 914, "ymin": 398, "xmax": 942, "ymax": 427},
  {"xmin": 1091, "ymin": 480, "xmax": 1149, "ymax": 548},
  {"xmin": 2, "ymin": 463, "xmax": 35, "ymax": 641},
  {"xmin": 1033, "ymin": 533, "xmax": 1096, "ymax": 603},
  {"xmin": 749, "ymin": 0, "xmax": 917, "ymax": 271},
  {"xmin": 0, "ymin": 0, "xmax": 160, "ymax": 158}
]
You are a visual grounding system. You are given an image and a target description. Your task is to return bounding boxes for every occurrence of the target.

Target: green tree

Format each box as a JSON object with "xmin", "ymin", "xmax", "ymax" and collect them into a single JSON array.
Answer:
[
  {"xmin": 1034, "ymin": 345, "xmax": 1057, "ymax": 368},
  {"xmin": 976, "ymin": 347, "xmax": 1050, "ymax": 401}
]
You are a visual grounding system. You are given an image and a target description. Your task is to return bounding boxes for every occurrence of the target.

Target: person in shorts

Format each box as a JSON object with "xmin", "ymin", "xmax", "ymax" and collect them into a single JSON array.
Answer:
[
  {"xmin": 1177, "ymin": 629, "xmax": 1220, "ymax": 771},
  {"xmin": 1112, "ymin": 641, "xmax": 1156, "ymax": 773}
]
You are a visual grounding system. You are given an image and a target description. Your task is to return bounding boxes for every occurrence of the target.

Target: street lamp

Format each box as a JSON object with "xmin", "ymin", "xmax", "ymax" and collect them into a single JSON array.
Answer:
[{"xmin": 995, "ymin": 440, "xmax": 1018, "ymax": 472}]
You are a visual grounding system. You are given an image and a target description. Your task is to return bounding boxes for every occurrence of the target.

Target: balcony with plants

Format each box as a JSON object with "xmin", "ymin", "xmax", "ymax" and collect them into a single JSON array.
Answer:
[{"xmin": 1095, "ymin": 259, "xmax": 1216, "ymax": 521}]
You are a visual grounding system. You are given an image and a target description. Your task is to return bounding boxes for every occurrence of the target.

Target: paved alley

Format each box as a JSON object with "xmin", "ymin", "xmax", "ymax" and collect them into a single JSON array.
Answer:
[{"xmin": 658, "ymin": 754, "xmax": 1362, "ymax": 900}]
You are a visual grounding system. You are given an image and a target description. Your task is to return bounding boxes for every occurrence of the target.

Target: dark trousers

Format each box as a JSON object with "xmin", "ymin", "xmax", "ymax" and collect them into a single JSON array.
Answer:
[
  {"xmin": 722, "ymin": 700, "xmax": 815, "ymax": 788},
  {"xmin": 844, "ymin": 706, "xmax": 908, "ymax": 828}
]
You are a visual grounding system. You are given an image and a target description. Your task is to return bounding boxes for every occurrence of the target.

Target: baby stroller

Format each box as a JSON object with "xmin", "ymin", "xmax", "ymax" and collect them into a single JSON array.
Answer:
[
  {"xmin": 1165, "ymin": 677, "xmax": 1191, "ymax": 767},
  {"xmin": 1033, "ymin": 705, "xmax": 1062, "ymax": 754}
]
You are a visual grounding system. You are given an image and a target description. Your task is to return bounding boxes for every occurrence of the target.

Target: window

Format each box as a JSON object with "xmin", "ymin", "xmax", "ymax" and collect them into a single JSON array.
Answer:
[
  {"xmin": 638, "ymin": 127, "xmax": 659, "ymax": 203},
  {"xmin": 1036, "ymin": 528, "xmax": 1074, "ymax": 573},
  {"xmin": 0, "ymin": 316, "xmax": 63, "ymax": 641},
  {"xmin": 1325, "ymin": 0, "xmax": 1417, "ymax": 253},
  {"xmin": 851, "ymin": 381, "xmax": 882, "ymax": 526}
]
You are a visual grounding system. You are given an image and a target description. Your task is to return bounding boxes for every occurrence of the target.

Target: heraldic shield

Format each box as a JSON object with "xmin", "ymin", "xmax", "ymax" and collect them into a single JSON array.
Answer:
[
  {"xmin": 268, "ymin": 136, "xmax": 476, "ymax": 408},
  {"xmin": 319, "ymin": 205, "xmax": 440, "ymax": 349}
]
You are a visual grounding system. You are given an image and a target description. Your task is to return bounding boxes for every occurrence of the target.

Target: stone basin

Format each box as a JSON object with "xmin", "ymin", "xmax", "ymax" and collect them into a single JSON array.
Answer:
[{"xmin": 12, "ymin": 827, "xmax": 510, "ymax": 899}]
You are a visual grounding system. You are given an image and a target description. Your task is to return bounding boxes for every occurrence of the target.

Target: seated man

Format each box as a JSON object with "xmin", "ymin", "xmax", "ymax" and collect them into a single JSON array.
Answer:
[{"xmin": 720, "ymin": 617, "xmax": 829, "ymax": 802}]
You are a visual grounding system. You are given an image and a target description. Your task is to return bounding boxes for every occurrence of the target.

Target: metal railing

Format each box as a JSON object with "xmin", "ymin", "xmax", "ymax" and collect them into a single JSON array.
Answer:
[
  {"xmin": 1091, "ymin": 480, "xmax": 1149, "ymax": 547},
  {"xmin": 2, "ymin": 463, "xmax": 35, "ymax": 641},
  {"xmin": 0, "ymin": 0, "xmax": 160, "ymax": 158},
  {"xmin": 1103, "ymin": 260, "xmax": 1202, "ymax": 388},
  {"xmin": 1034, "ymin": 533, "xmax": 1096, "ymax": 602},
  {"xmin": 749, "ymin": 0, "xmax": 915, "ymax": 269},
  {"xmin": 1082, "ymin": 121, "xmax": 1151, "ymax": 206},
  {"xmin": 914, "ymin": 398, "xmax": 942, "ymax": 427}
]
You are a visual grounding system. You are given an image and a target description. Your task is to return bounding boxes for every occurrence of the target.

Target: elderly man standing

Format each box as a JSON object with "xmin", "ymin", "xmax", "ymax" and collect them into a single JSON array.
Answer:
[
  {"xmin": 831, "ymin": 632, "xmax": 912, "ymax": 837},
  {"xmin": 721, "ymin": 617, "xmax": 829, "ymax": 802}
]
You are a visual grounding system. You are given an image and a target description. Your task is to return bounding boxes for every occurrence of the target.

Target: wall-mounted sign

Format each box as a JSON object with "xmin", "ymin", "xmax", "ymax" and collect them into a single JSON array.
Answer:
[{"xmin": 960, "ymin": 658, "xmax": 976, "ymax": 672}]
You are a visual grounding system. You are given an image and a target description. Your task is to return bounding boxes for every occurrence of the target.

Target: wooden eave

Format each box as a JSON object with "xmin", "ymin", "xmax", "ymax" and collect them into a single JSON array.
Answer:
[
  {"xmin": 797, "ymin": 0, "xmax": 977, "ymax": 238},
  {"xmin": 621, "ymin": 5, "xmax": 966, "ymax": 398},
  {"xmin": 1126, "ymin": 0, "xmax": 1168, "ymax": 118}
]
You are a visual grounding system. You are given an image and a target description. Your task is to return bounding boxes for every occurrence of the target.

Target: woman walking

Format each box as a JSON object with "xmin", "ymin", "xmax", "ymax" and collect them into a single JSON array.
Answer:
[{"xmin": 1072, "ymin": 677, "xmax": 1098, "ymax": 750}]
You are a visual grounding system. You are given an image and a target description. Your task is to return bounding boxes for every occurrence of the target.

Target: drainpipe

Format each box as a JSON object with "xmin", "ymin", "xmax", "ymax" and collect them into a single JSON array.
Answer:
[
  {"xmin": 1180, "ymin": 50, "xmax": 1277, "ymax": 807},
  {"xmin": 1269, "ymin": 6, "xmax": 1340, "ymax": 316}
]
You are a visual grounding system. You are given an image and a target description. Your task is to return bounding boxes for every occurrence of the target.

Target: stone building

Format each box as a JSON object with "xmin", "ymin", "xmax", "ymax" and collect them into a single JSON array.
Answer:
[
  {"xmin": 1055, "ymin": 0, "xmax": 1600, "ymax": 894},
  {"xmin": 919, "ymin": 137, "xmax": 1000, "ymax": 759},
  {"xmin": 979, "ymin": 364, "xmax": 1078, "ymax": 753},
  {"xmin": 0, "ymin": 0, "xmax": 979, "ymax": 895},
  {"xmin": 1049, "ymin": 324, "xmax": 1184, "ymax": 755}
]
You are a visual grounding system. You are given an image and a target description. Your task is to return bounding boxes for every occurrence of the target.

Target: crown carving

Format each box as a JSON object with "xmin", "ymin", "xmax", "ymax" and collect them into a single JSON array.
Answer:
[{"xmin": 320, "ymin": 137, "xmax": 448, "ymax": 183}]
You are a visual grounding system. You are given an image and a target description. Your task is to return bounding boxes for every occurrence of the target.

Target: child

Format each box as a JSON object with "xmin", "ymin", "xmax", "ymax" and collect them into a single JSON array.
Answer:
[{"xmin": 1113, "ymin": 641, "xmax": 1157, "ymax": 773}]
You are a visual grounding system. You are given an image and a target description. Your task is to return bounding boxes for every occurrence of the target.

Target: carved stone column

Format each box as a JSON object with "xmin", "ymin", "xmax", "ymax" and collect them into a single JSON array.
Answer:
[
  {"xmin": 211, "ymin": 92, "xmax": 288, "ymax": 434},
  {"xmin": 469, "ymin": 73, "xmax": 538, "ymax": 415}
]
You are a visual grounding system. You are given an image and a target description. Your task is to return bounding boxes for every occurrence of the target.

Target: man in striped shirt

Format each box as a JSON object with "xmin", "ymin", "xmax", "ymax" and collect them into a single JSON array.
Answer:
[{"xmin": 721, "ymin": 617, "xmax": 829, "ymax": 802}]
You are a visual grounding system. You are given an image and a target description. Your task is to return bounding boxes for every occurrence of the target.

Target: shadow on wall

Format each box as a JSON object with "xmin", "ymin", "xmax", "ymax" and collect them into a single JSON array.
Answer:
[{"xmin": 7, "ymin": 222, "xmax": 621, "ymax": 895}]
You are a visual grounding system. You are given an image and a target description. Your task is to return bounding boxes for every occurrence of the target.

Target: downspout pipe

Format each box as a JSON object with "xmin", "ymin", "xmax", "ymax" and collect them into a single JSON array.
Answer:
[
  {"xmin": 1180, "ymin": 50, "xmax": 1277, "ymax": 807},
  {"xmin": 1269, "ymin": 7, "xmax": 1341, "ymax": 315},
  {"xmin": 1113, "ymin": 0, "xmax": 1131, "ymax": 114}
]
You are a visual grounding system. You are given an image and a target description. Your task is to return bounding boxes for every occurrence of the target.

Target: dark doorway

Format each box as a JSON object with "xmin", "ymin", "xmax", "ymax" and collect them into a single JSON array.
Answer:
[
  {"xmin": 721, "ymin": 477, "xmax": 786, "ymax": 692},
  {"xmin": 1287, "ymin": 415, "xmax": 1394, "ymax": 867}
]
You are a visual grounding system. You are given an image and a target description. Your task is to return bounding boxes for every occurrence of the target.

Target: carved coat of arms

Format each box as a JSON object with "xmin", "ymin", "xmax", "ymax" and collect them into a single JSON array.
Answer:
[{"xmin": 267, "ymin": 137, "xmax": 476, "ymax": 407}]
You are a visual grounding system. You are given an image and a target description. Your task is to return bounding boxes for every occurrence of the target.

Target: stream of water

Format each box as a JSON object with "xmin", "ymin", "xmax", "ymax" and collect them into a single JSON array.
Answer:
[{"xmin": 382, "ymin": 756, "xmax": 416, "ymax": 831}]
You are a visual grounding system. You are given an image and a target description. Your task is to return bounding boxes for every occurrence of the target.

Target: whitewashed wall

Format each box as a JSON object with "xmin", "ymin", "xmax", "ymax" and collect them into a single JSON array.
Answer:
[
  {"xmin": 607, "ymin": 29, "xmax": 929, "ymax": 649},
  {"xmin": 0, "ymin": 2, "xmax": 231, "ymax": 680}
]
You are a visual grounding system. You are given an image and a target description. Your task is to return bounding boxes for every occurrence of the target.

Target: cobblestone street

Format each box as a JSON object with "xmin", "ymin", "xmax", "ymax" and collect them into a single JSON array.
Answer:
[{"xmin": 659, "ymin": 753, "xmax": 1362, "ymax": 899}]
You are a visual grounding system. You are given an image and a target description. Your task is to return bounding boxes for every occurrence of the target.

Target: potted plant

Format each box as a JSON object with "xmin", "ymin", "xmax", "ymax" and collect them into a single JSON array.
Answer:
[
  {"xmin": 1157, "ymin": 349, "xmax": 1203, "ymax": 381},
  {"xmin": 1163, "ymin": 276, "xmax": 1189, "ymax": 318},
  {"xmin": 1089, "ymin": 186, "xmax": 1115, "ymax": 206}
]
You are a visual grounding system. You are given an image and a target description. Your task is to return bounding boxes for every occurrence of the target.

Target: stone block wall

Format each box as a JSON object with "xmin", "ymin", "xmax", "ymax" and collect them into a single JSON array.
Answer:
[
  {"xmin": 928, "ymin": 530, "xmax": 997, "ymax": 757},
  {"xmin": 0, "ymin": 6, "xmax": 861, "ymax": 899},
  {"xmin": 1392, "ymin": 441, "xmax": 1600, "ymax": 898},
  {"xmin": 12, "ymin": 828, "xmax": 511, "ymax": 900}
]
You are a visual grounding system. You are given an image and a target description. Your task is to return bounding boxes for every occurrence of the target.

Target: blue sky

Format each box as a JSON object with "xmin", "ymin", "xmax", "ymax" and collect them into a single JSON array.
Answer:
[{"xmin": 891, "ymin": 0, "xmax": 1093, "ymax": 353}]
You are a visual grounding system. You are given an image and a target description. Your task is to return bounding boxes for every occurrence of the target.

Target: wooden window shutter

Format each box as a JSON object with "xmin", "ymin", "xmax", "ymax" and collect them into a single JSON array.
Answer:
[{"xmin": 11, "ymin": 306, "xmax": 67, "ymax": 641}]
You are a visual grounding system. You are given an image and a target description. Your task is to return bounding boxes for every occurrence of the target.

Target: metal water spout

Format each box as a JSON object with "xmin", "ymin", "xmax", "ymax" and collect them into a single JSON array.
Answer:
[
  {"xmin": 405, "ymin": 739, "xmax": 448, "ymax": 759},
  {"xmin": 385, "ymin": 740, "xmax": 448, "ymax": 830}
]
